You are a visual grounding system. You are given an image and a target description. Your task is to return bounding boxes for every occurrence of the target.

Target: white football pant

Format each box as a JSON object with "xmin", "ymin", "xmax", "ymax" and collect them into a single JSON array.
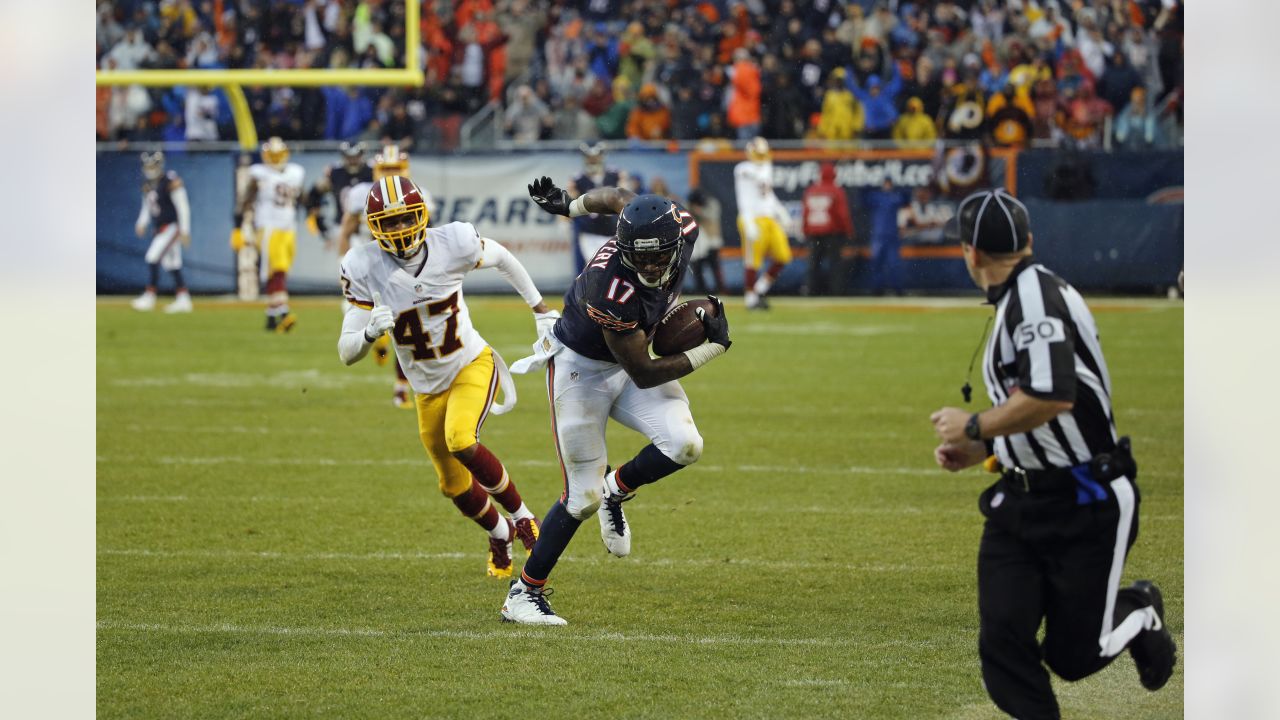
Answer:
[{"xmin": 547, "ymin": 346, "xmax": 703, "ymax": 520}]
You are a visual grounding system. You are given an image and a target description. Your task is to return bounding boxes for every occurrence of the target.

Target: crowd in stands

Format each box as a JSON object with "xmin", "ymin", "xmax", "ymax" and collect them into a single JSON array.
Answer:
[{"xmin": 97, "ymin": 0, "xmax": 1184, "ymax": 152}]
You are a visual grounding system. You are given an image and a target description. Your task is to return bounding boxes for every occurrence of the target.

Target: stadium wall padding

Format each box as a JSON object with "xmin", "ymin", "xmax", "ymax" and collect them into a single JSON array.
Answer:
[{"xmin": 97, "ymin": 149, "xmax": 1182, "ymax": 295}]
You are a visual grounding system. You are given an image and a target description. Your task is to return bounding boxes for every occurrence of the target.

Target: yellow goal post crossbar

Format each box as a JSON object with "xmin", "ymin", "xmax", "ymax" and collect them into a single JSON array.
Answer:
[{"xmin": 95, "ymin": 1, "xmax": 422, "ymax": 149}]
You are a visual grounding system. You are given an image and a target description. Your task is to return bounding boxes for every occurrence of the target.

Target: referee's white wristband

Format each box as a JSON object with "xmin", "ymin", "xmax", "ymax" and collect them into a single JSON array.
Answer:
[
  {"xmin": 569, "ymin": 196, "xmax": 590, "ymax": 217},
  {"xmin": 683, "ymin": 342, "xmax": 726, "ymax": 370}
]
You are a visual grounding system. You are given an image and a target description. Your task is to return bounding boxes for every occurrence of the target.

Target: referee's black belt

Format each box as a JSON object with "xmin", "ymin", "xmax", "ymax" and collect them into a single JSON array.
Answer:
[{"xmin": 1002, "ymin": 437, "xmax": 1137, "ymax": 494}]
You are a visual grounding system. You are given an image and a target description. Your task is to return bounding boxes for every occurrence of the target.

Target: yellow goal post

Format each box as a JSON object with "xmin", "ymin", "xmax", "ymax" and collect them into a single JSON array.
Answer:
[{"xmin": 95, "ymin": 1, "xmax": 423, "ymax": 149}]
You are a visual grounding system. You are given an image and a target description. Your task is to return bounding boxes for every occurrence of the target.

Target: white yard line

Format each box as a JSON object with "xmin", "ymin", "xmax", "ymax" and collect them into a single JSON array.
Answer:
[
  {"xmin": 97, "ymin": 547, "xmax": 953, "ymax": 574},
  {"xmin": 95, "ymin": 619, "xmax": 942, "ymax": 649}
]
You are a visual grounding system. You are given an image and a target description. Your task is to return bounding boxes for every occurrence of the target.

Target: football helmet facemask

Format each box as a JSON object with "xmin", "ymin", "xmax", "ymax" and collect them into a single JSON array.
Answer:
[
  {"xmin": 373, "ymin": 144, "xmax": 410, "ymax": 181},
  {"xmin": 141, "ymin": 151, "xmax": 165, "ymax": 180},
  {"xmin": 261, "ymin": 136, "xmax": 290, "ymax": 169},
  {"xmin": 616, "ymin": 194, "xmax": 685, "ymax": 288},
  {"xmin": 366, "ymin": 175, "xmax": 430, "ymax": 258}
]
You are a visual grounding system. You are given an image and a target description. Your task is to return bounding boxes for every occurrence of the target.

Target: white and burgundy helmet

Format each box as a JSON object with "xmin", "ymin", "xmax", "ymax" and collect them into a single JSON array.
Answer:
[{"xmin": 365, "ymin": 175, "xmax": 430, "ymax": 258}]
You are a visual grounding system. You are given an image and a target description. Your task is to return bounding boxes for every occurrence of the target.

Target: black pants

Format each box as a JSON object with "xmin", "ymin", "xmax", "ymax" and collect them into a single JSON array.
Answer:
[
  {"xmin": 977, "ymin": 470, "xmax": 1151, "ymax": 719},
  {"xmin": 690, "ymin": 250, "xmax": 724, "ymax": 296},
  {"xmin": 806, "ymin": 234, "xmax": 845, "ymax": 296}
]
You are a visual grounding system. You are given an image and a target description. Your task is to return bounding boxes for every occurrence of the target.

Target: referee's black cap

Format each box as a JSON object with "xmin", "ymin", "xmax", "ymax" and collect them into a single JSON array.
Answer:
[{"xmin": 954, "ymin": 188, "xmax": 1030, "ymax": 253}]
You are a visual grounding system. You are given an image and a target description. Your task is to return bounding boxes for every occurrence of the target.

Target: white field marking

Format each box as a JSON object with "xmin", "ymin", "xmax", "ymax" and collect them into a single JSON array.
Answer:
[
  {"xmin": 123, "ymin": 424, "xmax": 327, "ymax": 436},
  {"xmin": 95, "ymin": 454, "xmax": 1182, "ymax": 485},
  {"xmin": 111, "ymin": 369, "xmax": 387, "ymax": 390},
  {"xmin": 739, "ymin": 322, "xmax": 911, "ymax": 337},
  {"xmin": 103, "ymin": 495, "xmax": 190, "ymax": 503},
  {"xmin": 776, "ymin": 679, "xmax": 850, "ymax": 687},
  {"xmin": 97, "ymin": 547, "xmax": 953, "ymax": 574},
  {"xmin": 96, "ymin": 455, "xmax": 943, "ymax": 477},
  {"xmin": 93, "ymin": 495, "xmax": 1181, "ymax": 524},
  {"xmin": 95, "ymin": 619, "xmax": 941, "ymax": 649}
]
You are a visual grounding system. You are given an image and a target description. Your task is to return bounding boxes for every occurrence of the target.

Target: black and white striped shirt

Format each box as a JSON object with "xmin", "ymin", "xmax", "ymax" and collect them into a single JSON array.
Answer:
[{"xmin": 983, "ymin": 258, "xmax": 1118, "ymax": 470}]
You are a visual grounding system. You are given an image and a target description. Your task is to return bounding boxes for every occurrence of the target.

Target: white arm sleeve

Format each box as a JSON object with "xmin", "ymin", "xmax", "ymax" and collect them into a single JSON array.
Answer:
[
  {"xmin": 479, "ymin": 238, "xmax": 543, "ymax": 307},
  {"xmin": 338, "ymin": 306, "xmax": 374, "ymax": 365},
  {"xmin": 171, "ymin": 185, "xmax": 191, "ymax": 235},
  {"xmin": 136, "ymin": 197, "xmax": 149, "ymax": 231}
]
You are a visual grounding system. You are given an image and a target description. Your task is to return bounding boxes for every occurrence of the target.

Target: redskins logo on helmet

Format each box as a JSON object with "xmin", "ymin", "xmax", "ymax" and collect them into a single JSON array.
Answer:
[
  {"xmin": 746, "ymin": 136, "xmax": 771, "ymax": 163},
  {"xmin": 366, "ymin": 175, "xmax": 429, "ymax": 258},
  {"xmin": 373, "ymin": 144, "xmax": 410, "ymax": 181},
  {"xmin": 261, "ymin": 136, "xmax": 289, "ymax": 169}
]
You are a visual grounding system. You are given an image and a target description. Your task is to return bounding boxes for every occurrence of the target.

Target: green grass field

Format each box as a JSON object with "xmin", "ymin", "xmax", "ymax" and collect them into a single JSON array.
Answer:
[{"xmin": 97, "ymin": 295, "xmax": 1183, "ymax": 719}]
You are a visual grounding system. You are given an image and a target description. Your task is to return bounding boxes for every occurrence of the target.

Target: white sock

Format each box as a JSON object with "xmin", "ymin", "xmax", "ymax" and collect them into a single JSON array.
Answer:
[
  {"xmin": 512, "ymin": 503, "xmax": 534, "ymax": 521},
  {"xmin": 745, "ymin": 290, "xmax": 759, "ymax": 305},
  {"xmin": 488, "ymin": 518, "xmax": 511, "ymax": 541},
  {"xmin": 754, "ymin": 275, "xmax": 773, "ymax": 295},
  {"xmin": 604, "ymin": 469, "xmax": 634, "ymax": 497}
]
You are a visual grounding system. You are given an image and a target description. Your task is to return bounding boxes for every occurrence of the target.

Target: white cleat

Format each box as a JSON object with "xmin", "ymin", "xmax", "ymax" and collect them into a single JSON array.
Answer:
[
  {"xmin": 500, "ymin": 582, "xmax": 567, "ymax": 626},
  {"xmin": 130, "ymin": 292, "xmax": 156, "ymax": 311},
  {"xmin": 598, "ymin": 469, "xmax": 634, "ymax": 558},
  {"xmin": 164, "ymin": 293, "xmax": 193, "ymax": 313}
]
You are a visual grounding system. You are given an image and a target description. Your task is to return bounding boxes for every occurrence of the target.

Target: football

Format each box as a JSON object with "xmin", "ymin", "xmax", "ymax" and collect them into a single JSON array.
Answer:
[{"xmin": 651, "ymin": 299, "xmax": 716, "ymax": 356}]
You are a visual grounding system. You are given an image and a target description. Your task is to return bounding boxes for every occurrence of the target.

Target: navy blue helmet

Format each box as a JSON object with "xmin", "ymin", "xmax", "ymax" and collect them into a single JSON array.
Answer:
[{"xmin": 616, "ymin": 194, "xmax": 684, "ymax": 288}]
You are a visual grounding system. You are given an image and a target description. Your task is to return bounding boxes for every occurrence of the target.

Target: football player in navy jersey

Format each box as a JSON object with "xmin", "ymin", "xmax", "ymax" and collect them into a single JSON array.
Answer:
[
  {"xmin": 131, "ymin": 151, "xmax": 193, "ymax": 313},
  {"xmin": 566, "ymin": 143, "xmax": 631, "ymax": 275},
  {"xmin": 500, "ymin": 176, "xmax": 733, "ymax": 625},
  {"xmin": 303, "ymin": 141, "xmax": 373, "ymax": 244}
]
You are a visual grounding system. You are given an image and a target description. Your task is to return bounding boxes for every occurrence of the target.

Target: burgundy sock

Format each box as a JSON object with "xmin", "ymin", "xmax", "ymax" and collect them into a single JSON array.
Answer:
[
  {"xmin": 463, "ymin": 444, "xmax": 523, "ymax": 514},
  {"xmin": 451, "ymin": 480, "xmax": 499, "ymax": 531}
]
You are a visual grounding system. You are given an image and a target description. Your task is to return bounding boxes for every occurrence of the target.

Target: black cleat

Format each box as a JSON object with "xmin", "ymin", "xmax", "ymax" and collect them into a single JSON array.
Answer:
[
  {"xmin": 265, "ymin": 314, "xmax": 278, "ymax": 331},
  {"xmin": 1128, "ymin": 580, "xmax": 1176, "ymax": 691}
]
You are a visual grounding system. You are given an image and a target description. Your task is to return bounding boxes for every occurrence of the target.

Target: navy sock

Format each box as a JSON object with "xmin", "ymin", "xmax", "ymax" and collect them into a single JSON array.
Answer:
[
  {"xmin": 520, "ymin": 499, "xmax": 581, "ymax": 586},
  {"xmin": 148, "ymin": 263, "xmax": 160, "ymax": 288},
  {"xmin": 614, "ymin": 443, "xmax": 684, "ymax": 493},
  {"xmin": 170, "ymin": 268, "xmax": 186, "ymax": 291}
]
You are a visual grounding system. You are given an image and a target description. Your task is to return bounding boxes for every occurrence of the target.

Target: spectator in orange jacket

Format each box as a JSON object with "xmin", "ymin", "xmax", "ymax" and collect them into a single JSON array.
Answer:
[
  {"xmin": 626, "ymin": 83, "xmax": 672, "ymax": 140},
  {"xmin": 726, "ymin": 48, "xmax": 761, "ymax": 140}
]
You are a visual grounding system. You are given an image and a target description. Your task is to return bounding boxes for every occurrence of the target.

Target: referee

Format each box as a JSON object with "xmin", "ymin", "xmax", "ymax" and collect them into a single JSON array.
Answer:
[{"xmin": 929, "ymin": 188, "xmax": 1176, "ymax": 719}]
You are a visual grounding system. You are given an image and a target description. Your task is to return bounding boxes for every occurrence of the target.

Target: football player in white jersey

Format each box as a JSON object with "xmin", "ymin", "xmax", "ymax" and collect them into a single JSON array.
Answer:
[
  {"xmin": 234, "ymin": 136, "xmax": 306, "ymax": 332},
  {"xmin": 336, "ymin": 145, "xmax": 438, "ymax": 407},
  {"xmin": 733, "ymin": 136, "xmax": 794, "ymax": 310},
  {"xmin": 337, "ymin": 175, "xmax": 559, "ymax": 578}
]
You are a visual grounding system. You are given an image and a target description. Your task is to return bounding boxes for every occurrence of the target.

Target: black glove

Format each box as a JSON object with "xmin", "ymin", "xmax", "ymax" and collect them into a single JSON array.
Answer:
[
  {"xmin": 697, "ymin": 295, "xmax": 731, "ymax": 350},
  {"xmin": 528, "ymin": 175, "xmax": 571, "ymax": 217}
]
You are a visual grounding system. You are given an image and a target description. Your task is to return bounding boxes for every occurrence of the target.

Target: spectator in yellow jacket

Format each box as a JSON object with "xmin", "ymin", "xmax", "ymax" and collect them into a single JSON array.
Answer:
[
  {"xmin": 816, "ymin": 69, "xmax": 864, "ymax": 140},
  {"xmin": 892, "ymin": 97, "xmax": 937, "ymax": 147}
]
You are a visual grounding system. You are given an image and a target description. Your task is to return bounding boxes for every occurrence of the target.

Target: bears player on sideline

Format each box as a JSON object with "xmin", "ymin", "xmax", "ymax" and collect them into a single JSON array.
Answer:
[
  {"xmin": 303, "ymin": 141, "xmax": 373, "ymax": 246},
  {"xmin": 336, "ymin": 145, "xmax": 438, "ymax": 407},
  {"xmin": 338, "ymin": 174, "xmax": 557, "ymax": 578},
  {"xmin": 733, "ymin": 136, "xmax": 794, "ymax": 310},
  {"xmin": 131, "ymin": 151, "xmax": 193, "ymax": 313},
  {"xmin": 499, "ymin": 176, "xmax": 733, "ymax": 625},
  {"xmin": 234, "ymin": 137, "xmax": 306, "ymax": 332},
  {"xmin": 566, "ymin": 142, "xmax": 631, "ymax": 276}
]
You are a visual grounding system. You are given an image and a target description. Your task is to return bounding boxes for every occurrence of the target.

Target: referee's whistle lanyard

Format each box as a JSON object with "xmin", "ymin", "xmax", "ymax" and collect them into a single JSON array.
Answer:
[{"xmin": 960, "ymin": 315, "xmax": 993, "ymax": 404}]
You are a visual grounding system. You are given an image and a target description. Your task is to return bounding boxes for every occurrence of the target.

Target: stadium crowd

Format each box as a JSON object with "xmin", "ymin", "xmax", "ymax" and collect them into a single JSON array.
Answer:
[{"xmin": 97, "ymin": 0, "xmax": 1183, "ymax": 152}]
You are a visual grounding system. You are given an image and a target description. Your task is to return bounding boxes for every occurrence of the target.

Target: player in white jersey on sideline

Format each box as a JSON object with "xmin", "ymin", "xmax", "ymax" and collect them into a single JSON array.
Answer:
[
  {"xmin": 234, "ymin": 136, "xmax": 306, "ymax": 332},
  {"xmin": 337, "ymin": 174, "xmax": 559, "ymax": 578},
  {"xmin": 336, "ymin": 145, "xmax": 438, "ymax": 407},
  {"xmin": 733, "ymin": 136, "xmax": 793, "ymax": 310}
]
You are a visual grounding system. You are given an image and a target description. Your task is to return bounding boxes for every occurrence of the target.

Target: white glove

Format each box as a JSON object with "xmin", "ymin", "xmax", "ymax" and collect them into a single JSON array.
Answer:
[
  {"xmin": 742, "ymin": 218, "xmax": 760, "ymax": 243},
  {"xmin": 534, "ymin": 309, "xmax": 561, "ymax": 338},
  {"xmin": 365, "ymin": 291, "xmax": 395, "ymax": 341}
]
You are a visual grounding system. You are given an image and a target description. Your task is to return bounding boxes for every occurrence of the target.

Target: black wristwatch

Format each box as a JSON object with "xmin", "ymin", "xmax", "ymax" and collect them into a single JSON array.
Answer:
[{"xmin": 964, "ymin": 413, "xmax": 982, "ymax": 441}]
